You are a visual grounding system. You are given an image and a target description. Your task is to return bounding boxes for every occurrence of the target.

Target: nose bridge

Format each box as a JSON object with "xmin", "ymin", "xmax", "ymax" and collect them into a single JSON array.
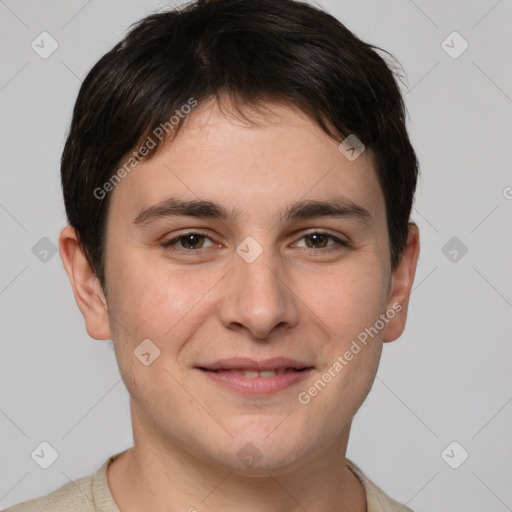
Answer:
[{"xmin": 219, "ymin": 242, "xmax": 299, "ymax": 339}]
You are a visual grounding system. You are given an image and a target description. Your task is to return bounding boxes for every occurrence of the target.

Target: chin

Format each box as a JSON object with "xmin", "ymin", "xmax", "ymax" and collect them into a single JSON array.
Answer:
[{"xmin": 210, "ymin": 426, "xmax": 312, "ymax": 475}]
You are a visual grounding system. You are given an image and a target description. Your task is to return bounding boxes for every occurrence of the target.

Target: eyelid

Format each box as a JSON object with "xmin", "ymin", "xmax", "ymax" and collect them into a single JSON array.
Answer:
[
  {"xmin": 167, "ymin": 228, "xmax": 213, "ymax": 238},
  {"xmin": 290, "ymin": 229, "xmax": 349, "ymax": 247},
  {"xmin": 161, "ymin": 229, "xmax": 218, "ymax": 248},
  {"xmin": 160, "ymin": 229, "xmax": 349, "ymax": 253}
]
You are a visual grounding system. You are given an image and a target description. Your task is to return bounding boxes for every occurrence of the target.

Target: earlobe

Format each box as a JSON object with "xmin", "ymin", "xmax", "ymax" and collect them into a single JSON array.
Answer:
[
  {"xmin": 59, "ymin": 225, "xmax": 112, "ymax": 340},
  {"xmin": 383, "ymin": 223, "xmax": 420, "ymax": 343}
]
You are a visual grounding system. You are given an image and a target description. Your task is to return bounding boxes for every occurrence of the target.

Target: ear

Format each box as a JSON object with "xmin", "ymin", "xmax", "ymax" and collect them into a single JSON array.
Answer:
[
  {"xmin": 59, "ymin": 225, "xmax": 111, "ymax": 340},
  {"xmin": 382, "ymin": 223, "xmax": 420, "ymax": 343}
]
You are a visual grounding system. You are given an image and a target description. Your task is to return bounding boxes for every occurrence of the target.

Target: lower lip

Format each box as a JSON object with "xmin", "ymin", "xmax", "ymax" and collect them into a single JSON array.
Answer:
[{"xmin": 198, "ymin": 369, "xmax": 313, "ymax": 395}]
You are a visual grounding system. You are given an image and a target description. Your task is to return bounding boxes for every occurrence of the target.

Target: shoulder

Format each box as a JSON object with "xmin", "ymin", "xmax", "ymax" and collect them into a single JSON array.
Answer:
[
  {"xmin": 346, "ymin": 459, "xmax": 415, "ymax": 512},
  {"xmin": 4, "ymin": 452, "xmax": 122, "ymax": 512},
  {"xmin": 4, "ymin": 473, "xmax": 96, "ymax": 512}
]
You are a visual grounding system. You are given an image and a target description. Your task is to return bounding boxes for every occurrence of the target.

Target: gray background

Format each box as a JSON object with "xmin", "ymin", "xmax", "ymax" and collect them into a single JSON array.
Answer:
[{"xmin": 1, "ymin": 0, "xmax": 511, "ymax": 510}]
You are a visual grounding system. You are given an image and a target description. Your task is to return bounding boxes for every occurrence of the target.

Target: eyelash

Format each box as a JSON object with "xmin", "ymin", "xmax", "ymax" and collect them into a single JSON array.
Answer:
[
  {"xmin": 160, "ymin": 230, "xmax": 349, "ymax": 254},
  {"xmin": 161, "ymin": 231, "xmax": 216, "ymax": 252}
]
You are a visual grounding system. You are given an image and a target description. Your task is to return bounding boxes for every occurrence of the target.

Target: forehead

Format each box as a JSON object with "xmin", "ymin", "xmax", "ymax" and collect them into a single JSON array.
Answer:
[{"xmin": 108, "ymin": 98, "xmax": 386, "ymax": 225}]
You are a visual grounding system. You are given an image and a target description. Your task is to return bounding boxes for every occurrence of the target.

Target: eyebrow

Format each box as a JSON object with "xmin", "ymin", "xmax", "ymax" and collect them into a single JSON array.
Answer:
[
  {"xmin": 133, "ymin": 198, "xmax": 237, "ymax": 226},
  {"xmin": 133, "ymin": 197, "xmax": 373, "ymax": 230},
  {"xmin": 283, "ymin": 199, "xmax": 373, "ymax": 229}
]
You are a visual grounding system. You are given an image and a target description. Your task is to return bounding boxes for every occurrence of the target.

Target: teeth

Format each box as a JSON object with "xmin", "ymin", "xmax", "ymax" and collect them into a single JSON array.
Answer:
[
  {"xmin": 223, "ymin": 369, "xmax": 282, "ymax": 378},
  {"xmin": 241, "ymin": 370, "xmax": 277, "ymax": 378},
  {"xmin": 259, "ymin": 370, "xmax": 277, "ymax": 378}
]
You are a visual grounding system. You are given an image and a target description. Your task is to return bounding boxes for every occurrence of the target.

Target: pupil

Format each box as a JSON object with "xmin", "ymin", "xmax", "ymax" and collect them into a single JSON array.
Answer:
[
  {"xmin": 183, "ymin": 234, "xmax": 202, "ymax": 249},
  {"xmin": 308, "ymin": 233, "xmax": 326, "ymax": 248}
]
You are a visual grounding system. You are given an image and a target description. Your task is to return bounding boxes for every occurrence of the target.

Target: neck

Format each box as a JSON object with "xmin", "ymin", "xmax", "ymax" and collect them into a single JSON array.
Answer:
[{"xmin": 107, "ymin": 408, "xmax": 366, "ymax": 512}]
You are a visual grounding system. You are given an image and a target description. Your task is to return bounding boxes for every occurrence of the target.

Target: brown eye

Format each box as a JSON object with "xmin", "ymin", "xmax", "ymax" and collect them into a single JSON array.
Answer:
[
  {"xmin": 304, "ymin": 233, "xmax": 329, "ymax": 248},
  {"xmin": 179, "ymin": 234, "xmax": 206, "ymax": 249},
  {"xmin": 293, "ymin": 232, "xmax": 348, "ymax": 252},
  {"xmin": 161, "ymin": 231, "xmax": 218, "ymax": 253}
]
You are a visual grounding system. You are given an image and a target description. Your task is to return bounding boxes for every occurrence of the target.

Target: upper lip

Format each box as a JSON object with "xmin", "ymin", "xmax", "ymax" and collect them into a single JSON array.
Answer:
[{"xmin": 198, "ymin": 357, "xmax": 312, "ymax": 371}]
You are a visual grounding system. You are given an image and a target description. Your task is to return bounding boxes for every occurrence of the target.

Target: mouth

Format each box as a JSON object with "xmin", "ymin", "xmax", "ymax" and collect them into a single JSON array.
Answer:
[
  {"xmin": 196, "ymin": 357, "xmax": 314, "ymax": 395},
  {"xmin": 199, "ymin": 367, "xmax": 309, "ymax": 378}
]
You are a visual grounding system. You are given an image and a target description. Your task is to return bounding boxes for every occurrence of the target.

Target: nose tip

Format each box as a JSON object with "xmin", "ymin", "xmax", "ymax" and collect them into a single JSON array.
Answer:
[{"xmin": 218, "ymin": 252, "xmax": 300, "ymax": 340}]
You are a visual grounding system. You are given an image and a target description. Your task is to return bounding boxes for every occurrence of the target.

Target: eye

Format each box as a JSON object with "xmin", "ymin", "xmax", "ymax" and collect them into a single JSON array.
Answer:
[
  {"xmin": 293, "ymin": 232, "xmax": 348, "ymax": 250},
  {"xmin": 161, "ymin": 232, "xmax": 216, "ymax": 251}
]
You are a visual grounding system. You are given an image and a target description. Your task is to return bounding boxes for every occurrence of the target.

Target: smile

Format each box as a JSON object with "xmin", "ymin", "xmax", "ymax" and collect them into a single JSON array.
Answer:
[{"xmin": 197, "ymin": 358, "xmax": 314, "ymax": 395}]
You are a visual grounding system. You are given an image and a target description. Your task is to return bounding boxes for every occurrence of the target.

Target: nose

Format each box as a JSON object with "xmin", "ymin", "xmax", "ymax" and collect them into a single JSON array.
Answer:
[{"xmin": 218, "ymin": 246, "xmax": 300, "ymax": 340}]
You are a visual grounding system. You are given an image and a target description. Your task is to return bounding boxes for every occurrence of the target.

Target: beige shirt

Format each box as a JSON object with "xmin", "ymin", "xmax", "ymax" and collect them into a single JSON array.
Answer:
[{"xmin": 5, "ymin": 451, "xmax": 414, "ymax": 512}]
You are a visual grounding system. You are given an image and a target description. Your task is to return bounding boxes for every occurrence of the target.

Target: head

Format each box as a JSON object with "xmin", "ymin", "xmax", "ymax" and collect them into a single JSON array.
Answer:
[{"xmin": 60, "ymin": 0, "xmax": 419, "ymax": 473}]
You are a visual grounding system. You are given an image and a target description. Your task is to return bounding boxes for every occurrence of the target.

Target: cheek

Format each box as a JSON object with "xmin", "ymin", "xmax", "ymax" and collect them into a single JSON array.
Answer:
[
  {"xmin": 297, "ymin": 257, "xmax": 389, "ymax": 341},
  {"xmin": 105, "ymin": 253, "xmax": 225, "ymax": 373},
  {"xmin": 105, "ymin": 258, "xmax": 207, "ymax": 406},
  {"xmin": 108, "ymin": 255, "xmax": 198, "ymax": 333}
]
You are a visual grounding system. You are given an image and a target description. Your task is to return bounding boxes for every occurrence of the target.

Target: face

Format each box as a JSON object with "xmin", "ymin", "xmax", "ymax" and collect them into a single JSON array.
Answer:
[{"xmin": 64, "ymin": 98, "xmax": 418, "ymax": 475}]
